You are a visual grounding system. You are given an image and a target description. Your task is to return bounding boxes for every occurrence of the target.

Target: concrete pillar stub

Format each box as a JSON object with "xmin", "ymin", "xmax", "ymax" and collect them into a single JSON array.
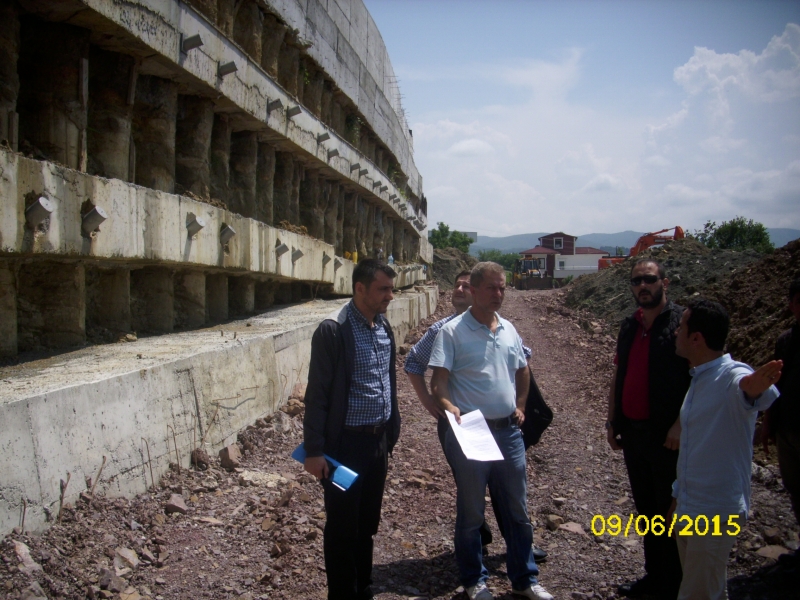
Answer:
[
  {"xmin": 130, "ymin": 267, "xmax": 174, "ymax": 334},
  {"xmin": 132, "ymin": 76, "xmax": 177, "ymax": 193},
  {"xmin": 87, "ymin": 47, "xmax": 135, "ymax": 181},
  {"xmin": 233, "ymin": 0, "xmax": 263, "ymax": 63},
  {"xmin": 206, "ymin": 273, "xmax": 228, "ymax": 322},
  {"xmin": 18, "ymin": 18, "xmax": 89, "ymax": 170},
  {"xmin": 174, "ymin": 271, "xmax": 206, "ymax": 329},
  {"xmin": 256, "ymin": 142, "xmax": 275, "ymax": 225},
  {"xmin": 324, "ymin": 183, "xmax": 339, "ymax": 248},
  {"xmin": 175, "ymin": 95, "xmax": 215, "ymax": 199},
  {"xmin": 342, "ymin": 192, "xmax": 357, "ymax": 256},
  {"xmin": 277, "ymin": 42, "xmax": 299, "ymax": 96},
  {"xmin": 17, "ymin": 261, "xmax": 85, "ymax": 352},
  {"xmin": 393, "ymin": 220, "xmax": 404, "ymax": 262},
  {"xmin": 290, "ymin": 161, "xmax": 303, "ymax": 226},
  {"xmin": 229, "ymin": 276, "xmax": 255, "ymax": 316},
  {"xmin": 254, "ymin": 280, "xmax": 276, "ymax": 310},
  {"xmin": 229, "ymin": 131, "xmax": 258, "ymax": 219},
  {"xmin": 335, "ymin": 186, "xmax": 344, "ymax": 256},
  {"xmin": 299, "ymin": 170, "xmax": 323, "ymax": 239},
  {"xmin": 260, "ymin": 13, "xmax": 287, "ymax": 78},
  {"xmin": 210, "ymin": 113, "xmax": 231, "ymax": 206},
  {"xmin": 0, "ymin": 260, "xmax": 17, "ymax": 358},
  {"xmin": 273, "ymin": 151, "xmax": 294, "ymax": 225},
  {"xmin": 86, "ymin": 267, "xmax": 131, "ymax": 335}
]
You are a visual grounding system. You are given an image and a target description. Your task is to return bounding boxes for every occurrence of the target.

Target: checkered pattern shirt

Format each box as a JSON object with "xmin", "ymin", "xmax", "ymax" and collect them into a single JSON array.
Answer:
[
  {"xmin": 404, "ymin": 312, "xmax": 532, "ymax": 376},
  {"xmin": 345, "ymin": 301, "xmax": 393, "ymax": 427}
]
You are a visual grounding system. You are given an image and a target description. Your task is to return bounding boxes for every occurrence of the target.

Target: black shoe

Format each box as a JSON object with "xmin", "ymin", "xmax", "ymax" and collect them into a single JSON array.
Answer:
[
  {"xmin": 532, "ymin": 545, "xmax": 548, "ymax": 562},
  {"xmin": 618, "ymin": 576, "xmax": 657, "ymax": 598}
]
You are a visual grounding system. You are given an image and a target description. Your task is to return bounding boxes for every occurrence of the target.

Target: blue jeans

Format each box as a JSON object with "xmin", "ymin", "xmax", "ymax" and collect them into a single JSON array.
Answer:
[{"xmin": 445, "ymin": 422, "xmax": 539, "ymax": 590}]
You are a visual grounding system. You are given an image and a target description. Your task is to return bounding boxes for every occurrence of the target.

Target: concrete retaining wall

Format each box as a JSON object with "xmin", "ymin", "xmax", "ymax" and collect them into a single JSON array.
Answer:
[{"xmin": 0, "ymin": 285, "xmax": 438, "ymax": 535}]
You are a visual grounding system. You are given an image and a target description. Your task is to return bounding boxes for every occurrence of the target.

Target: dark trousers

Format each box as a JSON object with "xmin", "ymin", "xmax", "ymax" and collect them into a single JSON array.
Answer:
[
  {"xmin": 778, "ymin": 429, "xmax": 800, "ymax": 526},
  {"xmin": 438, "ymin": 416, "xmax": 501, "ymax": 544},
  {"xmin": 622, "ymin": 421, "xmax": 682, "ymax": 596},
  {"xmin": 323, "ymin": 430, "xmax": 388, "ymax": 600}
]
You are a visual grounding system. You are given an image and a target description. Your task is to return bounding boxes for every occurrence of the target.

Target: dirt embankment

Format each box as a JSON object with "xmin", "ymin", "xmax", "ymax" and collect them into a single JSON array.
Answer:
[
  {"xmin": 565, "ymin": 238, "xmax": 800, "ymax": 367},
  {"xmin": 432, "ymin": 248, "xmax": 476, "ymax": 290}
]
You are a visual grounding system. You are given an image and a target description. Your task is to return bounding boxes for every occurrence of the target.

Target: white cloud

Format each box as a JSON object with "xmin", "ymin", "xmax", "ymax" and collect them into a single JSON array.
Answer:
[{"xmin": 446, "ymin": 138, "xmax": 495, "ymax": 157}]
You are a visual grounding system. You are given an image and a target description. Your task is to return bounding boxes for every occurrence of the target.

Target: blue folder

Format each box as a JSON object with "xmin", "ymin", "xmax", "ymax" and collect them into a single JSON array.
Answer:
[{"xmin": 291, "ymin": 443, "xmax": 359, "ymax": 491}]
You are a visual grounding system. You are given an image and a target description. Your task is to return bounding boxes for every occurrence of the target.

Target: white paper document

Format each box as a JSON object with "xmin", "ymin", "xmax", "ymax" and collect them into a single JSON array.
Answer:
[{"xmin": 446, "ymin": 410, "xmax": 504, "ymax": 461}]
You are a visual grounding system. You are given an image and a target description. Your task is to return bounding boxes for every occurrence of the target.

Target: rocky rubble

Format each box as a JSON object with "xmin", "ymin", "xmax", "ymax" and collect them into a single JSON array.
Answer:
[{"xmin": 1, "ymin": 289, "xmax": 796, "ymax": 600}]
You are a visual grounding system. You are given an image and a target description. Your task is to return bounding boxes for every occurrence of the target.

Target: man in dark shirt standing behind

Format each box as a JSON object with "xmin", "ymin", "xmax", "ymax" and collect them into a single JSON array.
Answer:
[
  {"xmin": 606, "ymin": 259, "xmax": 691, "ymax": 599},
  {"xmin": 303, "ymin": 259, "xmax": 399, "ymax": 600}
]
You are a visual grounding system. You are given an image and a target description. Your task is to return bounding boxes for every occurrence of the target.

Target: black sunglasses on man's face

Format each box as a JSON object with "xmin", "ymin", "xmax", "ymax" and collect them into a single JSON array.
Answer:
[{"xmin": 630, "ymin": 275, "xmax": 660, "ymax": 286}]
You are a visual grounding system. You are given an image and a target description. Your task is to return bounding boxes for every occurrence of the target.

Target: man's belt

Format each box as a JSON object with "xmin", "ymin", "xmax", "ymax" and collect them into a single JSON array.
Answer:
[
  {"xmin": 343, "ymin": 423, "xmax": 387, "ymax": 435},
  {"xmin": 485, "ymin": 414, "xmax": 515, "ymax": 430}
]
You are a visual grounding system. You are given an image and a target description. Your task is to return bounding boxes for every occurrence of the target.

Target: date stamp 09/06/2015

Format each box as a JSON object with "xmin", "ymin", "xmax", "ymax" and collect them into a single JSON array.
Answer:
[{"xmin": 591, "ymin": 514, "xmax": 742, "ymax": 538}]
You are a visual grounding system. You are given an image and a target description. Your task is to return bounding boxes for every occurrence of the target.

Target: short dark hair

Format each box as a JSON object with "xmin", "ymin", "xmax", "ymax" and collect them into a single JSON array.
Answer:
[
  {"xmin": 352, "ymin": 258, "xmax": 396, "ymax": 294},
  {"xmin": 686, "ymin": 299, "xmax": 729, "ymax": 352},
  {"xmin": 470, "ymin": 262, "xmax": 506, "ymax": 287},
  {"xmin": 790, "ymin": 278, "xmax": 800, "ymax": 302},
  {"xmin": 454, "ymin": 270, "xmax": 471, "ymax": 283},
  {"xmin": 630, "ymin": 259, "xmax": 665, "ymax": 279}
]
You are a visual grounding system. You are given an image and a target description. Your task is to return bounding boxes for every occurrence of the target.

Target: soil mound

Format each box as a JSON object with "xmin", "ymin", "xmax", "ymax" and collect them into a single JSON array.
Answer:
[
  {"xmin": 566, "ymin": 237, "xmax": 800, "ymax": 366},
  {"xmin": 432, "ymin": 247, "xmax": 477, "ymax": 290}
]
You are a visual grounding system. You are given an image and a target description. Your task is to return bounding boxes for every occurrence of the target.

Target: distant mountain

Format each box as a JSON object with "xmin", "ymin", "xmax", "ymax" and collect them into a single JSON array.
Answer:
[{"xmin": 470, "ymin": 228, "xmax": 799, "ymax": 256}]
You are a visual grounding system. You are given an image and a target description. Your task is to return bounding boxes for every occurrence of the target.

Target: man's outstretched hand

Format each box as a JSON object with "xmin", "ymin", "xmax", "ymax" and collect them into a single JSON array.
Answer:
[{"xmin": 740, "ymin": 360, "xmax": 782, "ymax": 400}]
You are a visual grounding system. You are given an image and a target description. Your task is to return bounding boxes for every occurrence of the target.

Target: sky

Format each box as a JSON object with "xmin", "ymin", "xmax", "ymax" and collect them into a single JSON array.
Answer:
[{"xmin": 364, "ymin": 0, "xmax": 800, "ymax": 237}]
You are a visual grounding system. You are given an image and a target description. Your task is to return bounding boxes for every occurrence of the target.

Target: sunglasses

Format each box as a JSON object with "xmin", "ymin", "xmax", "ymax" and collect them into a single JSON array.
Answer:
[{"xmin": 630, "ymin": 275, "xmax": 660, "ymax": 286}]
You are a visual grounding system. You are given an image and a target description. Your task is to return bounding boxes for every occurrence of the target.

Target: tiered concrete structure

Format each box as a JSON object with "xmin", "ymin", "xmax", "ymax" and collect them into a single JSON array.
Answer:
[{"xmin": 0, "ymin": 0, "xmax": 434, "ymax": 534}]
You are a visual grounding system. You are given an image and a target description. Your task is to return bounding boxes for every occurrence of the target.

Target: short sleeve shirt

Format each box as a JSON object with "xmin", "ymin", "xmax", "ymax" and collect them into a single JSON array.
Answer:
[{"xmin": 428, "ymin": 309, "xmax": 527, "ymax": 419}]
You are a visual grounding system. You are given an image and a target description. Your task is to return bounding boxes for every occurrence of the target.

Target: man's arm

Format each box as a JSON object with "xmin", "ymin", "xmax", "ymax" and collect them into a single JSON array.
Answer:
[
  {"xmin": 606, "ymin": 365, "xmax": 621, "ymax": 451},
  {"xmin": 431, "ymin": 367, "xmax": 461, "ymax": 423},
  {"xmin": 407, "ymin": 372, "xmax": 444, "ymax": 419},
  {"xmin": 740, "ymin": 360, "xmax": 783, "ymax": 408},
  {"xmin": 514, "ymin": 366, "xmax": 530, "ymax": 425}
]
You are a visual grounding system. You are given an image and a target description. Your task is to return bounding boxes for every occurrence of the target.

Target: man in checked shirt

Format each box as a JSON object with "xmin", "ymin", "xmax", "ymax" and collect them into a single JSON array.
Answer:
[
  {"xmin": 303, "ymin": 259, "xmax": 399, "ymax": 600},
  {"xmin": 405, "ymin": 270, "xmax": 548, "ymax": 562}
]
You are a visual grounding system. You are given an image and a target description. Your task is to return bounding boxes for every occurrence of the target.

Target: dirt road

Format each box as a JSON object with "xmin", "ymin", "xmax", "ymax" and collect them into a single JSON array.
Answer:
[{"xmin": 1, "ymin": 289, "xmax": 795, "ymax": 600}]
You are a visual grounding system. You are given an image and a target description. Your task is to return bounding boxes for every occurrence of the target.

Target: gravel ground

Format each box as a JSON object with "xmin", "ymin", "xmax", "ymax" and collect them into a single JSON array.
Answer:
[{"xmin": 1, "ymin": 289, "xmax": 796, "ymax": 600}]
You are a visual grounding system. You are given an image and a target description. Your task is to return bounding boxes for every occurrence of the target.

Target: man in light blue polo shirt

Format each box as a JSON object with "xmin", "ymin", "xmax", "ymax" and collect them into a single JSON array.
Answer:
[
  {"xmin": 429, "ymin": 262, "xmax": 552, "ymax": 600},
  {"xmin": 670, "ymin": 299, "xmax": 781, "ymax": 600}
]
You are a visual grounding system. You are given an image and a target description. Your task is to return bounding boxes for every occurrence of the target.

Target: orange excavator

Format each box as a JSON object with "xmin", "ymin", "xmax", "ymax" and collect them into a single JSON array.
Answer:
[{"xmin": 598, "ymin": 226, "xmax": 685, "ymax": 269}]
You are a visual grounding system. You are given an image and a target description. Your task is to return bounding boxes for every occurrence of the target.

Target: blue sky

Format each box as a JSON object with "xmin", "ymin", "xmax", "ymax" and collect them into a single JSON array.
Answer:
[{"xmin": 365, "ymin": 0, "xmax": 800, "ymax": 237}]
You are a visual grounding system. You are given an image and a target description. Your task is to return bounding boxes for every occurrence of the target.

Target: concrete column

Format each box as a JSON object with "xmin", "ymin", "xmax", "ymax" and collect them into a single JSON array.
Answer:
[
  {"xmin": 216, "ymin": 0, "xmax": 236, "ymax": 36},
  {"xmin": 86, "ymin": 267, "xmax": 130, "ymax": 334},
  {"xmin": 299, "ymin": 170, "xmax": 324, "ymax": 239},
  {"xmin": 290, "ymin": 161, "xmax": 303, "ymax": 226},
  {"xmin": 324, "ymin": 183, "xmax": 339, "ymax": 248},
  {"xmin": 331, "ymin": 99, "xmax": 344, "ymax": 138},
  {"xmin": 321, "ymin": 82, "xmax": 333, "ymax": 124},
  {"xmin": 132, "ymin": 76, "xmax": 177, "ymax": 193},
  {"xmin": 404, "ymin": 230, "xmax": 414, "ymax": 263},
  {"xmin": 256, "ymin": 142, "xmax": 275, "ymax": 225},
  {"xmin": 174, "ymin": 271, "xmax": 205, "ymax": 329},
  {"xmin": 185, "ymin": 0, "xmax": 217, "ymax": 22},
  {"xmin": 273, "ymin": 151, "xmax": 294, "ymax": 225},
  {"xmin": 383, "ymin": 212, "xmax": 394, "ymax": 262},
  {"xmin": 17, "ymin": 262, "xmax": 85, "ymax": 351},
  {"xmin": 277, "ymin": 42, "xmax": 299, "ymax": 97},
  {"xmin": 229, "ymin": 130, "xmax": 258, "ymax": 218},
  {"xmin": 130, "ymin": 267, "xmax": 174, "ymax": 333},
  {"xmin": 304, "ymin": 63, "xmax": 324, "ymax": 117},
  {"xmin": 255, "ymin": 280, "xmax": 276, "ymax": 311},
  {"xmin": 0, "ymin": 260, "xmax": 17, "ymax": 358},
  {"xmin": 372, "ymin": 206, "xmax": 385, "ymax": 259},
  {"xmin": 233, "ymin": 0, "xmax": 263, "ymax": 63},
  {"xmin": 87, "ymin": 47, "xmax": 135, "ymax": 181},
  {"xmin": 335, "ymin": 186, "xmax": 344, "ymax": 256},
  {"xmin": 393, "ymin": 220, "xmax": 404, "ymax": 262},
  {"xmin": 0, "ymin": 1, "xmax": 19, "ymax": 149},
  {"xmin": 342, "ymin": 192, "xmax": 357, "ymax": 257},
  {"xmin": 206, "ymin": 273, "xmax": 228, "ymax": 322},
  {"xmin": 229, "ymin": 277, "xmax": 254, "ymax": 316},
  {"xmin": 260, "ymin": 13, "xmax": 287, "ymax": 79},
  {"xmin": 210, "ymin": 113, "xmax": 231, "ymax": 205},
  {"xmin": 18, "ymin": 19, "xmax": 89, "ymax": 170},
  {"xmin": 175, "ymin": 95, "xmax": 214, "ymax": 198}
]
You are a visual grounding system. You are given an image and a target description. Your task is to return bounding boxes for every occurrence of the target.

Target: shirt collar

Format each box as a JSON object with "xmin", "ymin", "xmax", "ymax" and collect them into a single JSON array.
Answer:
[
  {"xmin": 347, "ymin": 300, "xmax": 383, "ymax": 328},
  {"xmin": 463, "ymin": 308, "xmax": 504, "ymax": 332},
  {"xmin": 689, "ymin": 353, "xmax": 732, "ymax": 377}
]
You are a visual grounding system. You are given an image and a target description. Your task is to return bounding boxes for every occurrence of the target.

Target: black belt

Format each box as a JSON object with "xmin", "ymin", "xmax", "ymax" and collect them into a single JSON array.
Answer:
[
  {"xmin": 485, "ymin": 414, "xmax": 514, "ymax": 430},
  {"xmin": 344, "ymin": 423, "xmax": 387, "ymax": 435}
]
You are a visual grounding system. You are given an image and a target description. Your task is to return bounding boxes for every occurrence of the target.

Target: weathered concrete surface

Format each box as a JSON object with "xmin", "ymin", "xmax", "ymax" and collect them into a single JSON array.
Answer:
[{"xmin": 0, "ymin": 286, "xmax": 437, "ymax": 535}]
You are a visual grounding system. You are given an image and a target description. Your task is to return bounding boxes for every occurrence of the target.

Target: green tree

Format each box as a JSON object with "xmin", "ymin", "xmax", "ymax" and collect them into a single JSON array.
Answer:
[
  {"xmin": 693, "ymin": 216, "xmax": 774, "ymax": 253},
  {"xmin": 478, "ymin": 248, "xmax": 519, "ymax": 270},
  {"xmin": 428, "ymin": 222, "xmax": 473, "ymax": 253}
]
